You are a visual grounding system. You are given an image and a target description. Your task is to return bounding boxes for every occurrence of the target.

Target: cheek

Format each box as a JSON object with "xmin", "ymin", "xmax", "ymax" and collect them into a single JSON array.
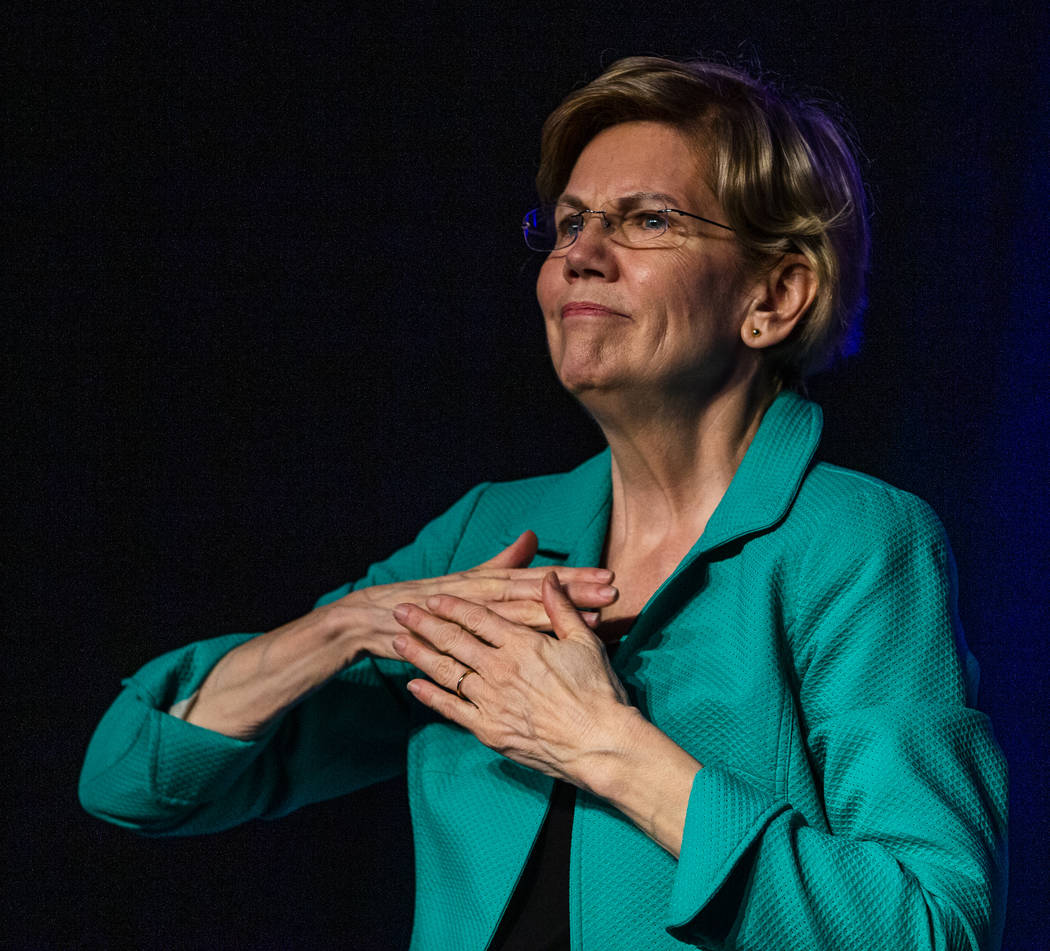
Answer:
[
  {"xmin": 672, "ymin": 253, "xmax": 750, "ymax": 318},
  {"xmin": 535, "ymin": 260, "xmax": 563, "ymax": 358},
  {"xmin": 535, "ymin": 258, "xmax": 561, "ymax": 314}
]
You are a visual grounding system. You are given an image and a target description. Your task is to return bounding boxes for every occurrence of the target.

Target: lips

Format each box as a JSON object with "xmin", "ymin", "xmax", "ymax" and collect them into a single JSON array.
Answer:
[{"xmin": 560, "ymin": 301, "xmax": 626, "ymax": 319}]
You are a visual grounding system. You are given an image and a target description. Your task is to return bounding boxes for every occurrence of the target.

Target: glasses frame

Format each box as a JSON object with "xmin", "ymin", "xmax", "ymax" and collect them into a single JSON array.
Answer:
[{"xmin": 522, "ymin": 204, "xmax": 735, "ymax": 253}]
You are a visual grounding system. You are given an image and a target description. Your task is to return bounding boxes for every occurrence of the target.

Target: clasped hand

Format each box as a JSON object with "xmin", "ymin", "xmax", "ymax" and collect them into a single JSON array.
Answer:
[
  {"xmin": 184, "ymin": 530, "xmax": 618, "ymax": 739},
  {"xmin": 392, "ymin": 572, "xmax": 632, "ymax": 790}
]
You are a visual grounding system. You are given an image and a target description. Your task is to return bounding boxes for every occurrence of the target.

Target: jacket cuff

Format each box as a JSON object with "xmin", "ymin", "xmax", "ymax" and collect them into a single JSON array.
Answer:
[
  {"xmin": 147, "ymin": 709, "xmax": 265, "ymax": 804},
  {"xmin": 122, "ymin": 634, "xmax": 274, "ymax": 804},
  {"xmin": 667, "ymin": 764, "xmax": 788, "ymax": 942}
]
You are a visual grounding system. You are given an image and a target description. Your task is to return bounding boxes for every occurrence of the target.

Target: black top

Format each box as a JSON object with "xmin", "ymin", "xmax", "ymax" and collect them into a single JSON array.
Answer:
[{"xmin": 487, "ymin": 778, "xmax": 577, "ymax": 951}]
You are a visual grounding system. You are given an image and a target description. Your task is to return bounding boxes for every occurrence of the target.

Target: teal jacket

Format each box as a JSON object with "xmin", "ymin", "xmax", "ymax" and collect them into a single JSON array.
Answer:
[{"xmin": 80, "ymin": 393, "xmax": 1008, "ymax": 950}]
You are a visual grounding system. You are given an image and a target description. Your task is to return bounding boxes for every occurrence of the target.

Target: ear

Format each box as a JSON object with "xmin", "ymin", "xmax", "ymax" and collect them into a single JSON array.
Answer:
[{"xmin": 741, "ymin": 254, "xmax": 818, "ymax": 349}]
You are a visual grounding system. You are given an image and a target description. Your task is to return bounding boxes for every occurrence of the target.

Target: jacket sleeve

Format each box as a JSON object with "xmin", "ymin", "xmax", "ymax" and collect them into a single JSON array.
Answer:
[
  {"xmin": 666, "ymin": 489, "xmax": 1008, "ymax": 950},
  {"xmin": 78, "ymin": 482, "xmax": 492, "ymax": 836}
]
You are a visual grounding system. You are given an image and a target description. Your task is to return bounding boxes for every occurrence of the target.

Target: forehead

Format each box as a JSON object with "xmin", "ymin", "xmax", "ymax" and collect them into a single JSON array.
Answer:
[{"xmin": 561, "ymin": 121, "xmax": 709, "ymax": 205}]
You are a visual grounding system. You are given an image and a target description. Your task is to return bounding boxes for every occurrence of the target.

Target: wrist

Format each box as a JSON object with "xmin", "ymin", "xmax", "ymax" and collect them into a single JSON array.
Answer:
[
  {"xmin": 328, "ymin": 586, "xmax": 401, "ymax": 657},
  {"xmin": 578, "ymin": 703, "xmax": 652, "ymax": 800},
  {"xmin": 580, "ymin": 704, "xmax": 701, "ymax": 858}
]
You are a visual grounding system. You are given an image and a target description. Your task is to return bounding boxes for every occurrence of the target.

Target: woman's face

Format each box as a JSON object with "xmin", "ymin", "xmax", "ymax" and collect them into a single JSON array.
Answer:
[{"xmin": 536, "ymin": 121, "xmax": 756, "ymax": 411}]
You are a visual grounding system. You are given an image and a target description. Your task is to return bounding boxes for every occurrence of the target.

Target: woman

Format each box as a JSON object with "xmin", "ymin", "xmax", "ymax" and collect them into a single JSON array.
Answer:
[{"xmin": 80, "ymin": 57, "xmax": 1008, "ymax": 949}]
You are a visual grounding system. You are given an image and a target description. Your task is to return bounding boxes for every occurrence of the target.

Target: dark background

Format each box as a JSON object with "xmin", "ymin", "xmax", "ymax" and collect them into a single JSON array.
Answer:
[{"xmin": 7, "ymin": 2, "xmax": 1047, "ymax": 948}]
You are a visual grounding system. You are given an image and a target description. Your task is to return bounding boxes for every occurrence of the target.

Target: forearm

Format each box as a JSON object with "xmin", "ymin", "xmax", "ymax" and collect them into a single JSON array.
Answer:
[
  {"xmin": 581, "ymin": 705, "xmax": 702, "ymax": 859},
  {"xmin": 183, "ymin": 589, "xmax": 385, "ymax": 738},
  {"xmin": 79, "ymin": 636, "xmax": 413, "ymax": 835}
]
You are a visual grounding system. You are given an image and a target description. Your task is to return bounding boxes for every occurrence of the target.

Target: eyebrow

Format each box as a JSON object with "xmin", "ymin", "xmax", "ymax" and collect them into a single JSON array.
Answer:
[{"xmin": 557, "ymin": 191, "xmax": 682, "ymax": 209}]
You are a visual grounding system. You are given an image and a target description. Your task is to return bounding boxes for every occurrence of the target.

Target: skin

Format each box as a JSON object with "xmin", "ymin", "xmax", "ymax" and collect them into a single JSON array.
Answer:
[{"xmin": 392, "ymin": 121, "xmax": 818, "ymax": 857}]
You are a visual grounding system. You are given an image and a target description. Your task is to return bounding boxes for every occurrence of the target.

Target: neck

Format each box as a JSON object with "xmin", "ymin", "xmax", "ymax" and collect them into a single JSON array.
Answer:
[{"xmin": 590, "ymin": 371, "xmax": 779, "ymax": 553}]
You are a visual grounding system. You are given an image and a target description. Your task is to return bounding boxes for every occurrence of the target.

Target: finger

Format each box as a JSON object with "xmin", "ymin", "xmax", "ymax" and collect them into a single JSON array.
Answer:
[
  {"xmin": 424, "ymin": 594, "xmax": 529, "ymax": 649},
  {"xmin": 475, "ymin": 530, "xmax": 538, "ymax": 570},
  {"xmin": 392, "ymin": 628, "xmax": 478, "ymax": 700},
  {"xmin": 490, "ymin": 600, "xmax": 601, "ymax": 630},
  {"xmin": 491, "ymin": 565, "xmax": 615, "ymax": 584},
  {"xmin": 391, "ymin": 629, "xmax": 487, "ymax": 710},
  {"xmin": 488, "ymin": 599, "xmax": 551, "ymax": 629},
  {"xmin": 480, "ymin": 577, "xmax": 618, "ymax": 607},
  {"xmin": 393, "ymin": 603, "xmax": 491, "ymax": 671},
  {"xmin": 543, "ymin": 573, "xmax": 599, "ymax": 642},
  {"xmin": 556, "ymin": 579, "xmax": 619, "ymax": 608},
  {"xmin": 406, "ymin": 678, "xmax": 482, "ymax": 727}
]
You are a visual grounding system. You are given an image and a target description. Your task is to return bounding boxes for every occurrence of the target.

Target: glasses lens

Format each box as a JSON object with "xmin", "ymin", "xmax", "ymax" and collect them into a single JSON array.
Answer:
[
  {"xmin": 522, "ymin": 205, "xmax": 680, "ymax": 251},
  {"xmin": 620, "ymin": 210, "xmax": 671, "ymax": 247},
  {"xmin": 522, "ymin": 206, "xmax": 559, "ymax": 252}
]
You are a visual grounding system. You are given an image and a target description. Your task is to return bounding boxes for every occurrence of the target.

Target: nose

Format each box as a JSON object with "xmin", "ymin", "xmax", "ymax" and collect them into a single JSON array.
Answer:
[{"xmin": 563, "ymin": 212, "xmax": 619, "ymax": 281}]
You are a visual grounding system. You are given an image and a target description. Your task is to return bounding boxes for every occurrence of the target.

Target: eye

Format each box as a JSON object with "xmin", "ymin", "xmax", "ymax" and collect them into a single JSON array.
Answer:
[
  {"xmin": 626, "ymin": 210, "xmax": 670, "ymax": 233},
  {"xmin": 555, "ymin": 211, "xmax": 584, "ymax": 237}
]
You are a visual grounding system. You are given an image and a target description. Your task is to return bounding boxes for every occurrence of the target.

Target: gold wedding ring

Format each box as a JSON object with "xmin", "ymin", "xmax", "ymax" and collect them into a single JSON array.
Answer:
[{"xmin": 455, "ymin": 669, "xmax": 477, "ymax": 702}]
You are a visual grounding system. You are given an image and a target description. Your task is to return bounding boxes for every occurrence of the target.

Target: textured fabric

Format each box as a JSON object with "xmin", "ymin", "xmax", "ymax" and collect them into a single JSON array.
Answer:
[{"xmin": 79, "ymin": 392, "xmax": 1008, "ymax": 950}]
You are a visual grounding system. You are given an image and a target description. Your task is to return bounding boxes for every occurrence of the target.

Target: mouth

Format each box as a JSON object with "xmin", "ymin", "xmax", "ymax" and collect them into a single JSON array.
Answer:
[{"xmin": 560, "ymin": 301, "xmax": 627, "ymax": 320}]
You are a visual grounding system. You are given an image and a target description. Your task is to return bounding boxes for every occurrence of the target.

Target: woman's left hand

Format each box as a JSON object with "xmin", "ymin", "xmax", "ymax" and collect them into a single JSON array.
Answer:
[{"xmin": 391, "ymin": 572, "xmax": 632, "ymax": 790}]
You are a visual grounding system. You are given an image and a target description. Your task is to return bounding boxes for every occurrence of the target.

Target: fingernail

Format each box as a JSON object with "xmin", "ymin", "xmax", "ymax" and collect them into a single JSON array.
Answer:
[
  {"xmin": 595, "ymin": 569, "xmax": 614, "ymax": 581},
  {"xmin": 582, "ymin": 611, "xmax": 600, "ymax": 627},
  {"xmin": 425, "ymin": 595, "xmax": 441, "ymax": 611},
  {"xmin": 599, "ymin": 585, "xmax": 618, "ymax": 598},
  {"xmin": 393, "ymin": 604, "xmax": 411, "ymax": 622},
  {"xmin": 392, "ymin": 635, "xmax": 408, "ymax": 653},
  {"xmin": 547, "ymin": 572, "xmax": 563, "ymax": 591}
]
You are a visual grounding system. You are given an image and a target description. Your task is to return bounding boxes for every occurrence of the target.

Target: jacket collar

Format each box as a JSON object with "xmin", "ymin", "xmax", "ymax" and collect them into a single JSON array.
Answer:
[
  {"xmin": 502, "ymin": 391, "xmax": 822, "ymax": 565},
  {"xmin": 693, "ymin": 390, "xmax": 822, "ymax": 555},
  {"xmin": 499, "ymin": 450, "xmax": 612, "ymax": 563}
]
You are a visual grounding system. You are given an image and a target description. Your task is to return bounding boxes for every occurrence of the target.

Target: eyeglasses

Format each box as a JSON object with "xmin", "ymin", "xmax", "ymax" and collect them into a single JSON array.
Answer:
[{"xmin": 522, "ymin": 203, "xmax": 735, "ymax": 253}]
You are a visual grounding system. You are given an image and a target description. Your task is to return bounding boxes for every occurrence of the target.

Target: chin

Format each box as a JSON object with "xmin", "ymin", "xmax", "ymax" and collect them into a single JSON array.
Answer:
[
  {"xmin": 550, "ymin": 341, "xmax": 630, "ymax": 394},
  {"xmin": 555, "ymin": 366, "xmax": 631, "ymax": 405},
  {"xmin": 553, "ymin": 355, "xmax": 614, "ymax": 391}
]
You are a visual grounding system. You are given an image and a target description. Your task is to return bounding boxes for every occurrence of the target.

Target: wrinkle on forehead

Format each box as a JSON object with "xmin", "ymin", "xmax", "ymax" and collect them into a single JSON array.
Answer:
[
  {"xmin": 556, "ymin": 191, "xmax": 682, "ymax": 211},
  {"xmin": 558, "ymin": 121, "xmax": 717, "ymax": 218}
]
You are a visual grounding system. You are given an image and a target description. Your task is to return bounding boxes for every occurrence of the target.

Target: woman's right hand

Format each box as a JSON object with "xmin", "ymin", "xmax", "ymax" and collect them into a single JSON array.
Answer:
[{"xmin": 183, "ymin": 531, "xmax": 618, "ymax": 739}]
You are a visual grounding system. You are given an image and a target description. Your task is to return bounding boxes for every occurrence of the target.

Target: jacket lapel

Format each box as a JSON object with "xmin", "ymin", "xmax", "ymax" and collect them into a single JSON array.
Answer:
[{"xmin": 499, "ymin": 450, "xmax": 614, "ymax": 566}]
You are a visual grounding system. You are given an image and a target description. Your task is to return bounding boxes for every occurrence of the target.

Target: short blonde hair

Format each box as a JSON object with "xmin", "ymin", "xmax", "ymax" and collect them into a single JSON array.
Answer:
[{"xmin": 538, "ymin": 57, "xmax": 869, "ymax": 386}]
